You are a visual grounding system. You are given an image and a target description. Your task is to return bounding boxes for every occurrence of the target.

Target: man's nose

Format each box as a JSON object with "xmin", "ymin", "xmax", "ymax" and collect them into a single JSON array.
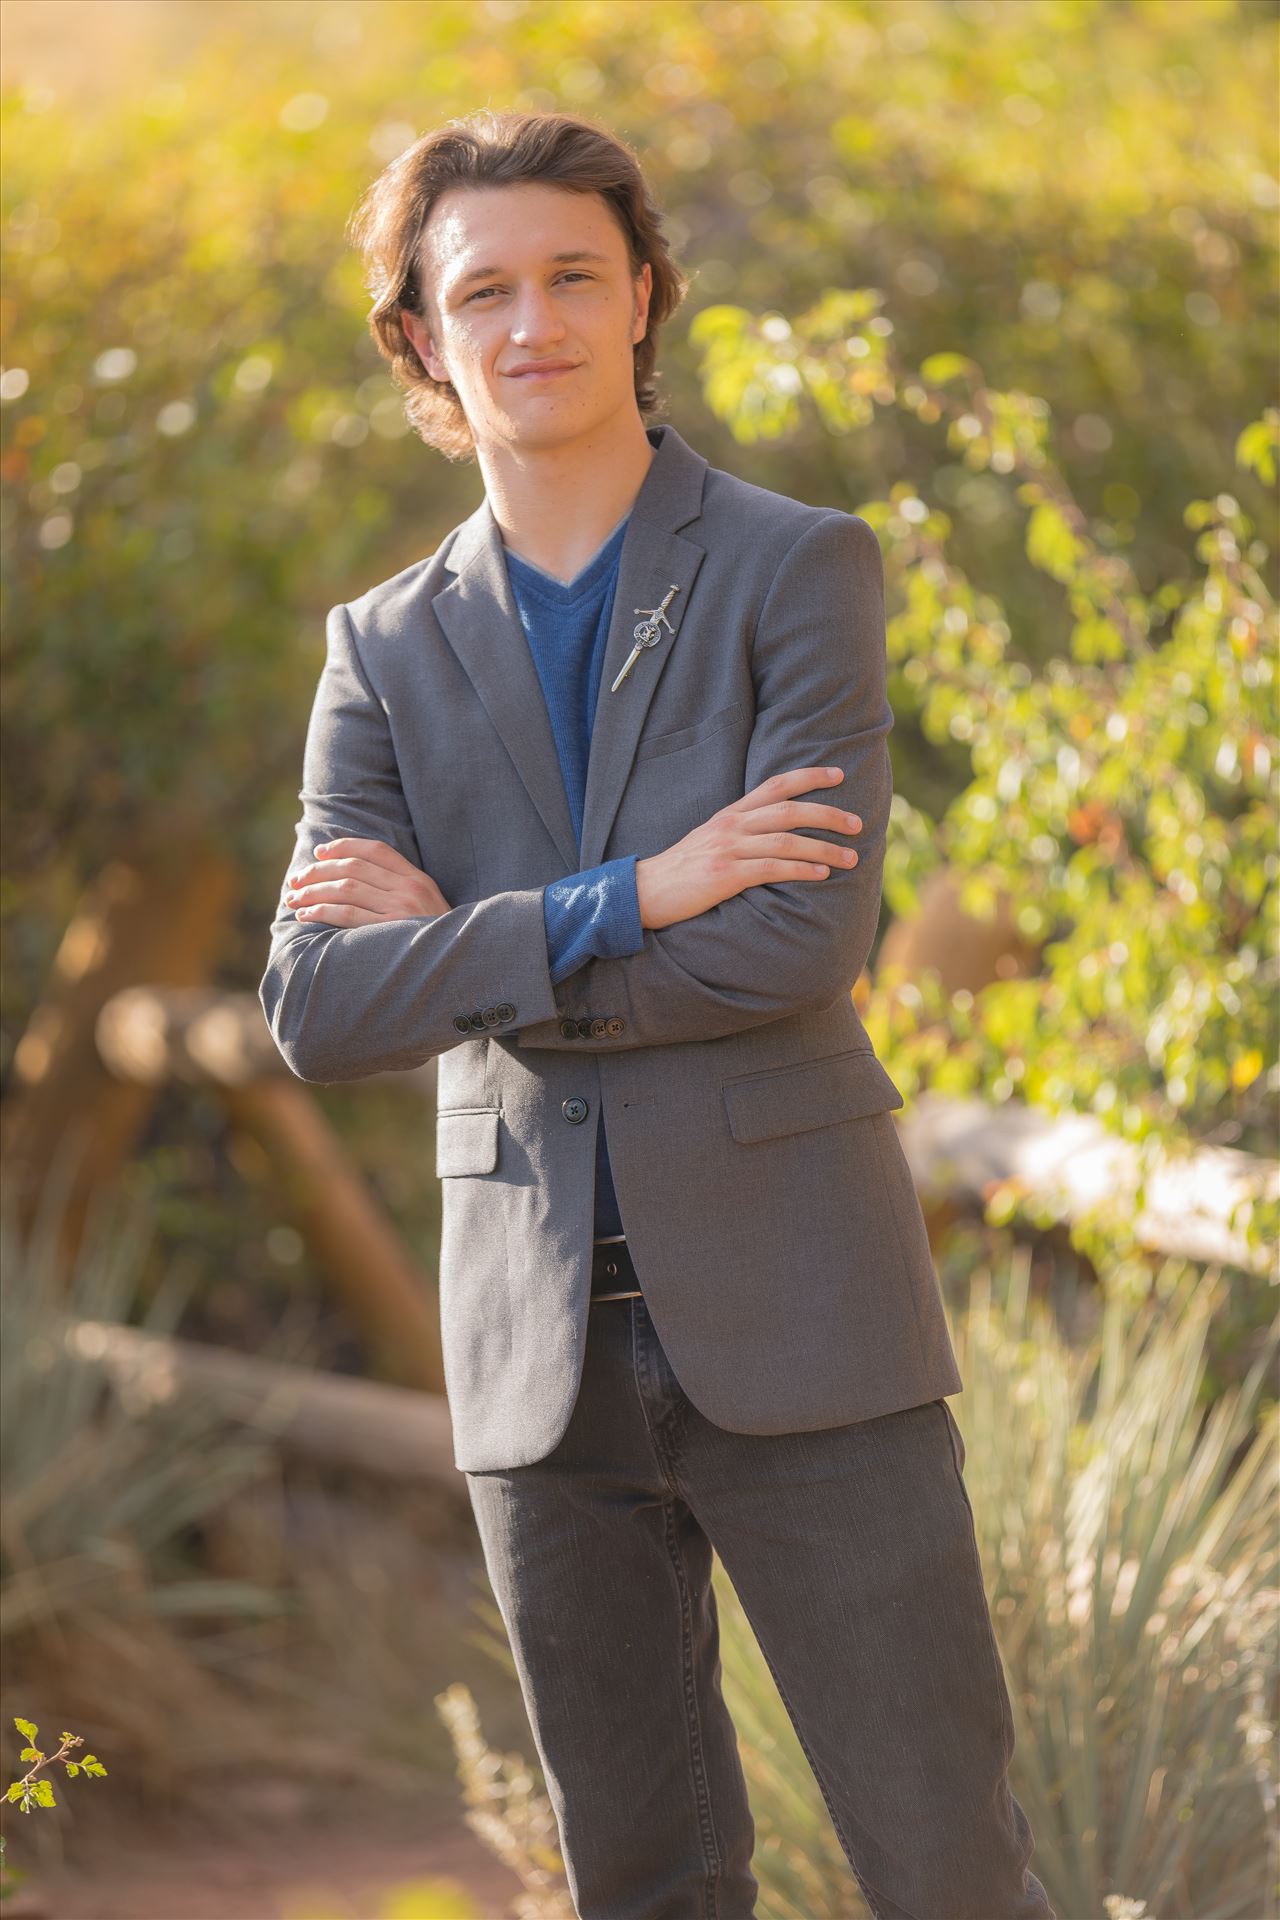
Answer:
[{"xmin": 509, "ymin": 285, "xmax": 568, "ymax": 343}]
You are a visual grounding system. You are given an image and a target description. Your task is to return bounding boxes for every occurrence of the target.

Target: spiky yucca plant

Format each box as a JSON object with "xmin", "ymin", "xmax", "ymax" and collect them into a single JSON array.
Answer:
[
  {"xmin": 435, "ymin": 1681, "xmax": 575, "ymax": 1920},
  {"xmin": 1, "ymin": 1141, "xmax": 283, "ymax": 1647}
]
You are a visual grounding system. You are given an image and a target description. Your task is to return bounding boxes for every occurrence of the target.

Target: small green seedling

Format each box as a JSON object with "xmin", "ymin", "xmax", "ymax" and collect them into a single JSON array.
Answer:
[
  {"xmin": 1, "ymin": 1716, "xmax": 109, "ymax": 1899},
  {"xmin": 6, "ymin": 1717, "xmax": 108, "ymax": 1814}
]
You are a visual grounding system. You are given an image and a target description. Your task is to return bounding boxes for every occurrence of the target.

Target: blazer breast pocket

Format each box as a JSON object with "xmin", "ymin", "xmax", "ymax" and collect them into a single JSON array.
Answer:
[{"xmin": 633, "ymin": 699, "xmax": 747, "ymax": 764}]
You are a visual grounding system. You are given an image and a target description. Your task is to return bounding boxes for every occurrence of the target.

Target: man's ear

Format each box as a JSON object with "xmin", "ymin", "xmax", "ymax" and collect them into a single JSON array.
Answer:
[
  {"xmin": 403, "ymin": 308, "xmax": 442, "ymax": 379},
  {"xmin": 632, "ymin": 260, "xmax": 654, "ymax": 346}
]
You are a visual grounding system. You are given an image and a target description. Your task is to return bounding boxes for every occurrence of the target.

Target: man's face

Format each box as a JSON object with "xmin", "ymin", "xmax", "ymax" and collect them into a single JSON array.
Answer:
[{"xmin": 403, "ymin": 181, "xmax": 653, "ymax": 451}]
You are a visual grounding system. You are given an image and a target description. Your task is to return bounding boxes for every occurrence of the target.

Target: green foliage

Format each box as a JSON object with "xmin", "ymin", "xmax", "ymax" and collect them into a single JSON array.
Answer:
[
  {"xmin": 691, "ymin": 295, "xmax": 1278, "ymax": 1277},
  {"xmin": 1, "ymin": 0, "xmax": 1275, "ymax": 991}
]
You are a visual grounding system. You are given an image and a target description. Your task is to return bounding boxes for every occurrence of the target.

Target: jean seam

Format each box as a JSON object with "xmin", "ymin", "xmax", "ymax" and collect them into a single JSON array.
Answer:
[
  {"xmin": 936, "ymin": 1401, "xmax": 1016, "ymax": 1760},
  {"xmin": 748, "ymin": 1628, "xmax": 889, "ymax": 1920},
  {"xmin": 661, "ymin": 1497, "xmax": 725, "ymax": 1917},
  {"xmin": 629, "ymin": 1300, "xmax": 683, "ymax": 1498},
  {"xmin": 631, "ymin": 1305, "xmax": 725, "ymax": 1912}
]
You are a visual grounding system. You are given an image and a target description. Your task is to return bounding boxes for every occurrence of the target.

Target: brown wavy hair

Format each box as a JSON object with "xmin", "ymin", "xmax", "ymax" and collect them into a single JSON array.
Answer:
[{"xmin": 346, "ymin": 107, "xmax": 692, "ymax": 463}]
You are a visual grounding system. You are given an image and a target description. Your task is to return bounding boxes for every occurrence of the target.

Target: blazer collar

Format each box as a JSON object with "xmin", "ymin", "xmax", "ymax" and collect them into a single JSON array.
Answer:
[{"xmin": 432, "ymin": 422, "xmax": 709, "ymax": 872}]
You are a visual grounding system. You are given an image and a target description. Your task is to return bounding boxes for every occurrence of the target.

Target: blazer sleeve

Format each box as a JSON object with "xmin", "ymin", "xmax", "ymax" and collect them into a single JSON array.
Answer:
[
  {"xmin": 258, "ymin": 602, "xmax": 562, "ymax": 1083},
  {"xmin": 515, "ymin": 510, "xmax": 893, "ymax": 1053}
]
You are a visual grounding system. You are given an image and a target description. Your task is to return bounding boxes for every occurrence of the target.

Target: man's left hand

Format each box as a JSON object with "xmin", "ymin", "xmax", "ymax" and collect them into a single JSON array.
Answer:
[{"xmin": 284, "ymin": 837, "xmax": 451, "ymax": 926}]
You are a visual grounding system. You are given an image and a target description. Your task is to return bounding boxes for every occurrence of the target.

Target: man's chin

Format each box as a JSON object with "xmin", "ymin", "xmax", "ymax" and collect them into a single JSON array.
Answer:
[{"xmin": 489, "ymin": 405, "xmax": 602, "ymax": 450}]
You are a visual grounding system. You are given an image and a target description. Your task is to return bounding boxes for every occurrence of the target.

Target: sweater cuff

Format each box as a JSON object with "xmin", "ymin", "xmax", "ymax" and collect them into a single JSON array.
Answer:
[{"xmin": 543, "ymin": 855, "xmax": 646, "ymax": 986}]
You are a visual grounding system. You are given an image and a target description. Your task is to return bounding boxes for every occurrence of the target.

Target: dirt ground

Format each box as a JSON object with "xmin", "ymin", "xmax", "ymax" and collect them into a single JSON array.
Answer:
[{"xmin": 3, "ymin": 1776, "xmax": 527, "ymax": 1919}]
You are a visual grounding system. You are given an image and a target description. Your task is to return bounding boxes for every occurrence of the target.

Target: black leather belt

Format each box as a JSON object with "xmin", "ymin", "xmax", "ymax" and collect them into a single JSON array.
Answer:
[{"xmin": 591, "ymin": 1237, "xmax": 642, "ymax": 1302}]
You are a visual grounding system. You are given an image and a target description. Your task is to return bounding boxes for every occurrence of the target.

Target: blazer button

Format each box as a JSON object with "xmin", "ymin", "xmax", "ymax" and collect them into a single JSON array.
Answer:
[
  {"xmin": 605, "ymin": 1016, "xmax": 625, "ymax": 1036},
  {"xmin": 576, "ymin": 1017, "xmax": 593, "ymax": 1039},
  {"xmin": 452, "ymin": 1015, "xmax": 472, "ymax": 1034},
  {"xmin": 563, "ymin": 1097, "xmax": 589, "ymax": 1124},
  {"xmin": 559, "ymin": 1018, "xmax": 579, "ymax": 1039},
  {"xmin": 496, "ymin": 1003, "xmax": 516, "ymax": 1022},
  {"xmin": 481, "ymin": 1006, "xmax": 498, "ymax": 1026},
  {"xmin": 589, "ymin": 1017, "xmax": 608, "ymax": 1038}
]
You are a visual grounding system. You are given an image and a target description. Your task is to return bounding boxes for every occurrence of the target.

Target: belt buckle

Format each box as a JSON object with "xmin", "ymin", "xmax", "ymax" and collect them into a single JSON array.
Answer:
[{"xmin": 592, "ymin": 1237, "xmax": 641, "ymax": 1304}]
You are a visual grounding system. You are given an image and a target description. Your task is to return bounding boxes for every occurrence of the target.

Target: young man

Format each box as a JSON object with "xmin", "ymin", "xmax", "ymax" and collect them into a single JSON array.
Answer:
[{"xmin": 260, "ymin": 109, "xmax": 1055, "ymax": 1920}]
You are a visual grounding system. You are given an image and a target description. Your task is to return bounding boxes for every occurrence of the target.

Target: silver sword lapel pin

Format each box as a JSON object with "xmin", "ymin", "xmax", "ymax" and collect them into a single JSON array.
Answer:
[{"xmin": 610, "ymin": 584, "xmax": 681, "ymax": 692}]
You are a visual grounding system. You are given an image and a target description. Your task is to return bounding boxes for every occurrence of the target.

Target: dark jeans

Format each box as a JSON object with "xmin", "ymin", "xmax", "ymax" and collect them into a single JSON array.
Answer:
[{"xmin": 464, "ymin": 1288, "xmax": 1055, "ymax": 1920}]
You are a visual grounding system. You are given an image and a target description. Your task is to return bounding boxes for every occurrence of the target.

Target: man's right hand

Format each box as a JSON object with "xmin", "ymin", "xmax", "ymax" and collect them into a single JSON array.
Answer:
[{"xmin": 635, "ymin": 766, "xmax": 863, "ymax": 932}]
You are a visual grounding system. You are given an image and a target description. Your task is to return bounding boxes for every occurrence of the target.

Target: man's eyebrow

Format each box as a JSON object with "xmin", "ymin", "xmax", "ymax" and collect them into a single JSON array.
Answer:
[{"xmin": 450, "ymin": 250, "xmax": 612, "ymax": 291}]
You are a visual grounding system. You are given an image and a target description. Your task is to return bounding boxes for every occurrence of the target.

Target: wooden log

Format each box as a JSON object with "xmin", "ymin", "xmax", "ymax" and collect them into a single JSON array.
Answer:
[
  {"xmin": 877, "ymin": 866, "xmax": 1040, "ymax": 997},
  {"xmin": 94, "ymin": 983, "xmax": 288, "ymax": 1088},
  {"xmin": 92, "ymin": 983, "xmax": 445, "ymax": 1395},
  {"xmin": 1, "ymin": 846, "xmax": 238, "ymax": 1252},
  {"xmin": 62, "ymin": 1316, "xmax": 465, "ymax": 1497},
  {"xmin": 874, "ymin": 868, "xmax": 1275, "ymax": 1275},
  {"xmin": 896, "ymin": 1093, "xmax": 1278, "ymax": 1277},
  {"xmin": 93, "ymin": 984, "xmax": 437, "ymax": 1095},
  {"xmin": 223, "ymin": 1076, "xmax": 447, "ymax": 1396}
]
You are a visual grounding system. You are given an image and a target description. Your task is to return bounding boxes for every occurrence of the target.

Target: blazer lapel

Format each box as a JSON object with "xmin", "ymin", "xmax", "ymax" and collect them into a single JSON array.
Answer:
[
  {"xmin": 579, "ymin": 506, "xmax": 706, "ymax": 870},
  {"xmin": 433, "ymin": 494, "xmax": 580, "ymax": 871},
  {"xmin": 432, "ymin": 422, "xmax": 709, "ymax": 876}
]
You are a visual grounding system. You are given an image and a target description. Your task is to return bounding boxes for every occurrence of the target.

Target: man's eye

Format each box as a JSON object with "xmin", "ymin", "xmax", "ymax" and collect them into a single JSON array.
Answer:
[{"xmin": 465, "ymin": 273, "xmax": 592, "ymax": 304}]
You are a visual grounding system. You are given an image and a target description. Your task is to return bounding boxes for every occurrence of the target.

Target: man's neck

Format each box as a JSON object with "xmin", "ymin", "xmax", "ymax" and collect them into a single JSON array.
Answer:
[{"xmin": 480, "ymin": 416, "xmax": 657, "ymax": 587}]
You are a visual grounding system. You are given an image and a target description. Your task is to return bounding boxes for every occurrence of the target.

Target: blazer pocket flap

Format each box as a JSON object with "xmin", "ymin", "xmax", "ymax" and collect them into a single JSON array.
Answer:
[
  {"xmin": 723, "ymin": 1048, "xmax": 904, "ymax": 1145},
  {"xmin": 435, "ymin": 1107, "xmax": 500, "ymax": 1178}
]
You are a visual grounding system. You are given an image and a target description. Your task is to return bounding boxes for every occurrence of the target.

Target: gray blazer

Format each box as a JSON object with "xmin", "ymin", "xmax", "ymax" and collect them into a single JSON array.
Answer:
[{"xmin": 259, "ymin": 421, "xmax": 962, "ymax": 1472}]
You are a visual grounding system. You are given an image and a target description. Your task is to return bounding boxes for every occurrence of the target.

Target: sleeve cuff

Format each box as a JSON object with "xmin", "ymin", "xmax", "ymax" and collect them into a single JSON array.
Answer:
[{"xmin": 543, "ymin": 855, "xmax": 645, "ymax": 985}]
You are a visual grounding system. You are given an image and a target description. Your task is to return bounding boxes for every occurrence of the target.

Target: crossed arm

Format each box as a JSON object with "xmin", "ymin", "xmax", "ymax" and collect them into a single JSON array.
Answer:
[{"xmin": 259, "ymin": 510, "xmax": 892, "ymax": 1083}]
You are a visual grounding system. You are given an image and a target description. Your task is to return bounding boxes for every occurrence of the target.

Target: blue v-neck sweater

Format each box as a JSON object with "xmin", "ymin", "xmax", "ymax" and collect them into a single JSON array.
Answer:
[{"xmin": 502, "ymin": 512, "xmax": 645, "ymax": 1240}]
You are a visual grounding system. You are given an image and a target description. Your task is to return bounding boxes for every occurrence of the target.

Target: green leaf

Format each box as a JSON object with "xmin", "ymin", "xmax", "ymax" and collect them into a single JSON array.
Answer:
[
  {"xmin": 1069, "ymin": 614, "xmax": 1127, "ymax": 663},
  {"xmin": 920, "ymin": 351, "xmax": 978, "ymax": 385},
  {"xmin": 687, "ymin": 303, "xmax": 753, "ymax": 346},
  {"xmin": 1025, "ymin": 501, "xmax": 1083, "ymax": 582},
  {"xmin": 1235, "ymin": 412, "xmax": 1278, "ymax": 485}
]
